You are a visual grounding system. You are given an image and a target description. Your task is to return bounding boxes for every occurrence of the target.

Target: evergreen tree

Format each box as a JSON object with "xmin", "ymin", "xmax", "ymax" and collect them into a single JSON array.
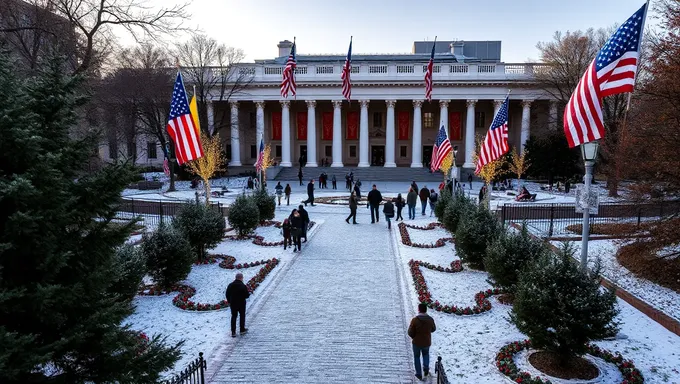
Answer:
[
  {"xmin": 454, "ymin": 204, "xmax": 501, "ymax": 269},
  {"xmin": 173, "ymin": 202, "xmax": 226, "ymax": 261},
  {"xmin": 511, "ymin": 243, "xmax": 619, "ymax": 360},
  {"xmin": 142, "ymin": 223, "xmax": 194, "ymax": 289},
  {"xmin": 252, "ymin": 188, "xmax": 276, "ymax": 222},
  {"xmin": 0, "ymin": 56, "xmax": 180, "ymax": 383},
  {"xmin": 434, "ymin": 187, "xmax": 451, "ymax": 222},
  {"xmin": 228, "ymin": 194, "xmax": 260, "ymax": 236}
]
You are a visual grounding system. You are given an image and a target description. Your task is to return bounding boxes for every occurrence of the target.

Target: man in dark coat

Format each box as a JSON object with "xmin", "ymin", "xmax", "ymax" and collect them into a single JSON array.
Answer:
[
  {"xmin": 298, "ymin": 204, "xmax": 310, "ymax": 242},
  {"xmin": 367, "ymin": 184, "xmax": 383, "ymax": 223},
  {"xmin": 226, "ymin": 273, "xmax": 250, "ymax": 337},
  {"xmin": 419, "ymin": 187, "xmax": 430, "ymax": 216},
  {"xmin": 346, "ymin": 192, "xmax": 358, "ymax": 224},
  {"xmin": 304, "ymin": 179, "xmax": 315, "ymax": 206},
  {"xmin": 382, "ymin": 199, "xmax": 395, "ymax": 229},
  {"xmin": 298, "ymin": 168, "xmax": 304, "ymax": 186},
  {"xmin": 408, "ymin": 303, "xmax": 436, "ymax": 380}
]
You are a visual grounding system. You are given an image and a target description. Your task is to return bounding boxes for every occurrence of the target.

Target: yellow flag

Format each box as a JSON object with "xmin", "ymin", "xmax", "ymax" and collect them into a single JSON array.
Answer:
[{"xmin": 189, "ymin": 95, "xmax": 201, "ymax": 134}]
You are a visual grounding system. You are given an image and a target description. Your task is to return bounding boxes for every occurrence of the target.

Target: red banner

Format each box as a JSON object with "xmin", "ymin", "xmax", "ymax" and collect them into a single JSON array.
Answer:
[
  {"xmin": 449, "ymin": 111, "xmax": 462, "ymax": 141},
  {"xmin": 346, "ymin": 111, "xmax": 358, "ymax": 140},
  {"xmin": 398, "ymin": 111, "xmax": 409, "ymax": 140},
  {"xmin": 322, "ymin": 112, "xmax": 333, "ymax": 140},
  {"xmin": 272, "ymin": 111, "xmax": 282, "ymax": 140},
  {"xmin": 297, "ymin": 112, "xmax": 307, "ymax": 140}
]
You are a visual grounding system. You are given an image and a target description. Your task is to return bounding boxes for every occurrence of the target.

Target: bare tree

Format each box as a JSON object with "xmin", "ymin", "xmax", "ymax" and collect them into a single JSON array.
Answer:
[{"xmin": 176, "ymin": 34, "xmax": 253, "ymax": 136}]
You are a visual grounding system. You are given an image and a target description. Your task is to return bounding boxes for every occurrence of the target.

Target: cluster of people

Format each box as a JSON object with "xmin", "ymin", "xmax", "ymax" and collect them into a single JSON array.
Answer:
[
  {"xmin": 280, "ymin": 205, "xmax": 311, "ymax": 252},
  {"xmin": 318, "ymin": 172, "xmax": 336, "ymax": 189},
  {"xmin": 274, "ymin": 182, "xmax": 292, "ymax": 206},
  {"xmin": 402, "ymin": 181, "xmax": 439, "ymax": 219},
  {"xmin": 246, "ymin": 176, "xmax": 260, "ymax": 190}
]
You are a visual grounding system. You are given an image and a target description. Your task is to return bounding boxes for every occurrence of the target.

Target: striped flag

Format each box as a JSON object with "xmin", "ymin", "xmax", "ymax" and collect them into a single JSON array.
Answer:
[
  {"xmin": 563, "ymin": 3, "xmax": 647, "ymax": 148},
  {"xmin": 431, "ymin": 124, "xmax": 452, "ymax": 172},
  {"xmin": 476, "ymin": 96, "xmax": 510, "ymax": 174},
  {"xmin": 280, "ymin": 41, "xmax": 297, "ymax": 98},
  {"xmin": 166, "ymin": 72, "xmax": 204, "ymax": 165},
  {"xmin": 163, "ymin": 157, "xmax": 170, "ymax": 176},
  {"xmin": 424, "ymin": 40, "xmax": 436, "ymax": 102},
  {"xmin": 341, "ymin": 37, "xmax": 352, "ymax": 102},
  {"xmin": 254, "ymin": 138, "xmax": 265, "ymax": 173}
]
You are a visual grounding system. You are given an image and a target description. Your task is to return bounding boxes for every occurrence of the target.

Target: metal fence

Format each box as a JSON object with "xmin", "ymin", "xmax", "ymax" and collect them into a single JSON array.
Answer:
[
  {"xmin": 162, "ymin": 352, "xmax": 206, "ymax": 384},
  {"xmin": 114, "ymin": 198, "xmax": 227, "ymax": 226},
  {"xmin": 435, "ymin": 356, "xmax": 449, "ymax": 384},
  {"xmin": 498, "ymin": 201, "xmax": 680, "ymax": 238}
]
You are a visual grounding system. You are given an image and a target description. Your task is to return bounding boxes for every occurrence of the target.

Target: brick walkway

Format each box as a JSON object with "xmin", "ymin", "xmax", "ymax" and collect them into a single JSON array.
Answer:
[{"xmin": 208, "ymin": 211, "xmax": 414, "ymax": 383}]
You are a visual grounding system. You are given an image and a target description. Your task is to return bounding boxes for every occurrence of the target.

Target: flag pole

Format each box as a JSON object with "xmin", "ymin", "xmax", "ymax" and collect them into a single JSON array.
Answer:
[
  {"xmin": 293, "ymin": 36, "xmax": 297, "ymax": 101},
  {"xmin": 167, "ymin": 58, "xmax": 182, "ymax": 192}
]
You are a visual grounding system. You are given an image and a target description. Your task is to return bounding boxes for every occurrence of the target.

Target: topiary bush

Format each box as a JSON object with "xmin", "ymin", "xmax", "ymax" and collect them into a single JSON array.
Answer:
[
  {"xmin": 510, "ymin": 243, "xmax": 620, "ymax": 361},
  {"xmin": 142, "ymin": 223, "xmax": 194, "ymax": 290},
  {"xmin": 454, "ymin": 204, "xmax": 501, "ymax": 269},
  {"xmin": 228, "ymin": 194, "xmax": 260, "ymax": 236},
  {"xmin": 484, "ymin": 225, "xmax": 550, "ymax": 294},
  {"xmin": 172, "ymin": 202, "xmax": 226, "ymax": 261},
  {"xmin": 252, "ymin": 188, "xmax": 276, "ymax": 222},
  {"xmin": 434, "ymin": 188, "xmax": 451, "ymax": 222},
  {"xmin": 442, "ymin": 193, "xmax": 475, "ymax": 234},
  {"xmin": 109, "ymin": 243, "xmax": 147, "ymax": 302}
]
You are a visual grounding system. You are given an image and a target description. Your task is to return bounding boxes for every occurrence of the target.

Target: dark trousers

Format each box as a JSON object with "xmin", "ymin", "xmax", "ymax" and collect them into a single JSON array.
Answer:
[
  {"xmin": 305, "ymin": 196, "xmax": 315, "ymax": 206},
  {"xmin": 396, "ymin": 207, "xmax": 403, "ymax": 221},
  {"xmin": 230, "ymin": 304, "xmax": 246, "ymax": 334},
  {"xmin": 299, "ymin": 177, "xmax": 303, "ymax": 186},
  {"xmin": 292, "ymin": 234, "xmax": 302, "ymax": 249},
  {"xmin": 283, "ymin": 235, "xmax": 291, "ymax": 249},
  {"xmin": 346, "ymin": 208, "xmax": 357, "ymax": 223},
  {"xmin": 370, "ymin": 204, "xmax": 380, "ymax": 223},
  {"xmin": 286, "ymin": 194, "xmax": 290, "ymax": 205},
  {"xmin": 332, "ymin": 181, "xmax": 337, "ymax": 189},
  {"xmin": 302, "ymin": 223, "xmax": 309, "ymax": 241}
]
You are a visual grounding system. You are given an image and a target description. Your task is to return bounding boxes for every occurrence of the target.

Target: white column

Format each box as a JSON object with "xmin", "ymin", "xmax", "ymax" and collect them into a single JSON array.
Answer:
[
  {"xmin": 494, "ymin": 99, "xmax": 504, "ymax": 116},
  {"xmin": 305, "ymin": 100, "xmax": 318, "ymax": 167},
  {"xmin": 463, "ymin": 99, "xmax": 477, "ymax": 168},
  {"xmin": 411, "ymin": 100, "xmax": 423, "ymax": 167},
  {"xmin": 358, "ymin": 99, "xmax": 370, "ymax": 167},
  {"xmin": 229, "ymin": 101, "xmax": 241, "ymax": 166},
  {"xmin": 549, "ymin": 100, "xmax": 558, "ymax": 131},
  {"xmin": 255, "ymin": 101, "xmax": 265, "ymax": 147},
  {"xmin": 331, "ymin": 100, "xmax": 343, "ymax": 167},
  {"xmin": 280, "ymin": 100, "xmax": 292, "ymax": 167},
  {"xmin": 439, "ymin": 100, "xmax": 450, "ymax": 130},
  {"xmin": 384, "ymin": 100, "xmax": 397, "ymax": 167},
  {"xmin": 207, "ymin": 100, "xmax": 215, "ymax": 135},
  {"xmin": 521, "ymin": 100, "xmax": 532, "ymax": 153}
]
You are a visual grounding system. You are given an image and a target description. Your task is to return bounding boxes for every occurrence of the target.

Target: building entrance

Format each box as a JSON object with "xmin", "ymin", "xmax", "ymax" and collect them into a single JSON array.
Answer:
[
  {"xmin": 371, "ymin": 146, "xmax": 385, "ymax": 166},
  {"xmin": 423, "ymin": 146, "xmax": 433, "ymax": 169}
]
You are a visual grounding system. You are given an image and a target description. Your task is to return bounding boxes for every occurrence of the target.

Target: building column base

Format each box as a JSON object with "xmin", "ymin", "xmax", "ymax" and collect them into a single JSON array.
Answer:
[
  {"xmin": 410, "ymin": 162, "xmax": 423, "ymax": 168},
  {"xmin": 358, "ymin": 162, "xmax": 370, "ymax": 167},
  {"xmin": 305, "ymin": 162, "xmax": 318, "ymax": 167},
  {"xmin": 331, "ymin": 162, "xmax": 344, "ymax": 167},
  {"xmin": 463, "ymin": 162, "xmax": 475, "ymax": 169},
  {"xmin": 279, "ymin": 161, "xmax": 292, "ymax": 167},
  {"xmin": 384, "ymin": 162, "xmax": 397, "ymax": 168},
  {"xmin": 229, "ymin": 161, "xmax": 242, "ymax": 167}
]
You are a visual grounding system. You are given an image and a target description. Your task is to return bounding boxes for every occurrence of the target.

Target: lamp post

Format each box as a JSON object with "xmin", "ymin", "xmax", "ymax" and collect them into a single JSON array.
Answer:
[{"xmin": 580, "ymin": 141, "xmax": 599, "ymax": 270}]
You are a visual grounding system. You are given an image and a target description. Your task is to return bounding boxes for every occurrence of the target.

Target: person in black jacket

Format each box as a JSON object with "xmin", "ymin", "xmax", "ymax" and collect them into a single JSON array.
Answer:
[
  {"xmin": 298, "ymin": 168, "xmax": 304, "ymax": 186},
  {"xmin": 367, "ymin": 185, "xmax": 383, "ymax": 223},
  {"xmin": 298, "ymin": 204, "xmax": 310, "ymax": 242},
  {"xmin": 346, "ymin": 192, "xmax": 358, "ymax": 224},
  {"xmin": 394, "ymin": 193, "xmax": 405, "ymax": 221},
  {"xmin": 225, "ymin": 273, "xmax": 250, "ymax": 337},
  {"xmin": 304, "ymin": 179, "xmax": 315, "ymax": 206},
  {"xmin": 289, "ymin": 209, "xmax": 304, "ymax": 251},
  {"xmin": 382, "ymin": 200, "xmax": 395, "ymax": 229}
]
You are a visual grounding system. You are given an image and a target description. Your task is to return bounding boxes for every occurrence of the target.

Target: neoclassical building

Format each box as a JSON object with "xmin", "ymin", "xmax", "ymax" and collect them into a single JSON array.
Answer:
[{"xmin": 202, "ymin": 39, "xmax": 556, "ymax": 171}]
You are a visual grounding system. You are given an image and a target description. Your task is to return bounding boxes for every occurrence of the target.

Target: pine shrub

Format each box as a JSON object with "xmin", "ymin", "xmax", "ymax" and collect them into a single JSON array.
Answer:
[
  {"xmin": 173, "ymin": 202, "xmax": 226, "ymax": 261},
  {"xmin": 442, "ymin": 193, "xmax": 475, "ymax": 234},
  {"xmin": 510, "ymin": 243, "xmax": 620, "ymax": 360},
  {"xmin": 228, "ymin": 194, "xmax": 260, "ymax": 236},
  {"xmin": 142, "ymin": 223, "xmax": 194, "ymax": 290},
  {"xmin": 484, "ymin": 225, "xmax": 550, "ymax": 293},
  {"xmin": 434, "ymin": 188, "xmax": 451, "ymax": 222},
  {"xmin": 109, "ymin": 243, "xmax": 147, "ymax": 301},
  {"xmin": 252, "ymin": 188, "xmax": 276, "ymax": 222},
  {"xmin": 454, "ymin": 204, "xmax": 501, "ymax": 269}
]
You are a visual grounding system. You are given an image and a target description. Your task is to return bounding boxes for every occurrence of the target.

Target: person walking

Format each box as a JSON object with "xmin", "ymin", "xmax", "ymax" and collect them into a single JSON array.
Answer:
[
  {"xmin": 298, "ymin": 204, "xmax": 310, "ymax": 242},
  {"xmin": 419, "ymin": 186, "xmax": 430, "ymax": 216},
  {"xmin": 225, "ymin": 273, "xmax": 250, "ymax": 337},
  {"xmin": 383, "ymin": 199, "xmax": 395, "ymax": 229},
  {"xmin": 284, "ymin": 183, "xmax": 292, "ymax": 206},
  {"xmin": 275, "ymin": 182, "xmax": 284, "ymax": 205},
  {"xmin": 407, "ymin": 188, "xmax": 418, "ymax": 220},
  {"xmin": 345, "ymin": 173, "xmax": 351, "ymax": 191},
  {"xmin": 282, "ymin": 218, "xmax": 292, "ymax": 250},
  {"xmin": 367, "ymin": 184, "xmax": 383, "ymax": 224},
  {"xmin": 346, "ymin": 191, "xmax": 358, "ymax": 224},
  {"xmin": 428, "ymin": 188, "xmax": 438, "ymax": 217},
  {"xmin": 468, "ymin": 174, "xmax": 473, "ymax": 189},
  {"xmin": 408, "ymin": 303, "xmax": 436, "ymax": 380},
  {"xmin": 394, "ymin": 193, "xmax": 405, "ymax": 221},
  {"xmin": 410, "ymin": 181, "xmax": 419, "ymax": 194},
  {"xmin": 298, "ymin": 168, "xmax": 304, "ymax": 186},
  {"xmin": 289, "ymin": 209, "xmax": 304, "ymax": 252},
  {"xmin": 353, "ymin": 181, "xmax": 362, "ymax": 200},
  {"xmin": 331, "ymin": 174, "xmax": 337, "ymax": 190},
  {"xmin": 304, "ymin": 179, "xmax": 315, "ymax": 206}
]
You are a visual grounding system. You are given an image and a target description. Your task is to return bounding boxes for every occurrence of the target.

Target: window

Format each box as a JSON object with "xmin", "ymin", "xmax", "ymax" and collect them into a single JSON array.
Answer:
[
  {"xmin": 127, "ymin": 142, "xmax": 136, "ymax": 157},
  {"xmin": 400, "ymin": 146, "xmax": 407, "ymax": 158},
  {"xmin": 147, "ymin": 142, "xmax": 157, "ymax": 159},
  {"xmin": 423, "ymin": 112, "xmax": 434, "ymax": 129},
  {"xmin": 250, "ymin": 145, "xmax": 256, "ymax": 158},
  {"xmin": 275, "ymin": 145, "xmax": 282, "ymax": 157},
  {"xmin": 325, "ymin": 145, "xmax": 332, "ymax": 157},
  {"xmin": 349, "ymin": 145, "xmax": 357, "ymax": 158},
  {"xmin": 475, "ymin": 112, "xmax": 486, "ymax": 128},
  {"xmin": 373, "ymin": 112, "xmax": 383, "ymax": 128},
  {"xmin": 225, "ymin": 144, "xmax": 232, "ymax": 161},
  {"xmin": 109, "ymin": 140, "xmax": 118, "ymax": 160}
]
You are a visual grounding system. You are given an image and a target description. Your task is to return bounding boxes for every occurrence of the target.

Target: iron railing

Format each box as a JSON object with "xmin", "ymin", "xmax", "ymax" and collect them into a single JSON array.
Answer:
[
  {"xmin": 114, "ymin": 198, "xmax": 227, "ymax": 226},
  {"xmin": 162, "ymin": 352, "xmax": 206, "ymax": 384},
  {"xmin": 435, "ymin": 356, "xmax": 449, "ymax": 384}
]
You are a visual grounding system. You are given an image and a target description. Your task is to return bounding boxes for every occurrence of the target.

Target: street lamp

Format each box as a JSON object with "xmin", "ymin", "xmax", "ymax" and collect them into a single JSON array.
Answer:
[{"xmin": 579, "ymin": 140, "xmax": 599, "ymax": 270}]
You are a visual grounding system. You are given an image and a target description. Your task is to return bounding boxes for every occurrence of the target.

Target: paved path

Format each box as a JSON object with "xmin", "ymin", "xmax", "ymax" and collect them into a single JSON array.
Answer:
[{"xmin": 209, "ymin": 211, "xmax": 414, "ymax": 383}]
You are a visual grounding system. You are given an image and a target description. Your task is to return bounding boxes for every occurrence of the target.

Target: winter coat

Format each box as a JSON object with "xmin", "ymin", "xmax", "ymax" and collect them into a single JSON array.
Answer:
[
  {"xmin": 282, "ymin": 221, "xmax": 292, "ymax": 238},
  {"xmin": 407, "ymin": 191, "xmax": 418, "ymax": 206},
  {"xmin": 298, "ymin": 207, "xmax": 310, "ymax": 224},
  {"xmin": 284, "ymin": 185, "xmax": 292, "ymax": 195},
  {"xmin": 275, "ymin": 184, "xmax": 284, "ymax": 195},
  {"xmin": 225, "ymin": 280, "xmax": 250, "ymax": 308},
  {"xmin": 408, "ymin": 313, "xmax": 436, "ymax": 347},
  {"xmin": 354, "ymin": 185, "xmax": 361, "ymax": 199},
  {"xmin": 367, "ymin": 189, "xmax": 383, "ymax": 206},
  {"xmin": 411, "ymin": 182, "xmax": 419, "ymax": 193},
  {"xmin": 383, "ymin": 201, "xmax": 395, "ymax": 217},
  {"xmin": 290, "ymin": 215, "xmax": 305, "ymax": 237},
  {"xmin": 419, "ymin": 188, "xmax": 430, "ymax": 202},
  {"xmin": 349, "ymin": 195, "xmax": 358, "ymax": 210},
  {"xmin": 429, "ymin": 192, "xmax": 438, "ymax": 204},
  {"xmin": 307, "ymin": 182, "xmax": 315, "ymax": 197},
  {"xmin": 394, "ymin": 197, "xmax": 405, "ymax": 209}
]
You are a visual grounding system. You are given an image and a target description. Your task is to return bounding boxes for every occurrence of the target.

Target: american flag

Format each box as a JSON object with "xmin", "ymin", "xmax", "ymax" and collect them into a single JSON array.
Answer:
[
  {"xmin": 163, "ymin": 157, "xmax": 170, "ymax": 176},
  {"xmin": 476, "ymin": 96, "xmax": 510, "ymax": 174},
  {"xmin": 341, "ymin": 38, "xmax": 352, "ymax": 102},
  {"xmin": 564, "ymin": 3, "xmax": 647, "ymax": 148},
  {"xmin": 280, "ymin": 41, "xmax": 297, "ymax": 98},
  {"xmin": 424, "ymin": 41, "xmax": 436, "ymax": 102},
  {"xmin": 254, "ymin": 138, "xmax": 265, "ymax": 173},
  {"xmin": 431, "ymin": 124, "xmax": 452, "ymax": 172},
  {"xmin": 166, "ymin": 72, "xmax": 204, "ymax": 165}
]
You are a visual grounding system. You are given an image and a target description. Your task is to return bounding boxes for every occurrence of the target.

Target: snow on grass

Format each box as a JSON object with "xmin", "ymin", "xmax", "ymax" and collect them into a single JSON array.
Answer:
[
  {"xmin": 186, "ymin": 264, "xmax": 258, "ymax": 304},
  {"xmin": 405, "ymin": 225, "xmax": 452, "ymax": 245},
  {"xmin": 421, "ymin": 268, "xmax": 492, "ymax": 308}
]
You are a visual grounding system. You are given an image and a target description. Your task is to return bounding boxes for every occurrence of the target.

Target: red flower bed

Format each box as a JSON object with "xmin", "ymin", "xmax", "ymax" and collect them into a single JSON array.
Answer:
[
  {"xmin": 402, "ymin": 222, "xmax": 445, "ymax": 230},
  {"xmin": 416, "ymin": 260, "xmax": 463, "ymax": 273},
  {"xmin": 398, "ymin": 222, "xmax": 453, "ymax": 248},
  {"xmin": 225, "ymin": 222, "xmax": 315, "ymax": 247},
  {"xmin": 408, "ymin": 259, "xmax": 501, "ymax": 315},
  {"xmin": 496, "ymin": 340, "xmax": 644, "ymax": 384}
]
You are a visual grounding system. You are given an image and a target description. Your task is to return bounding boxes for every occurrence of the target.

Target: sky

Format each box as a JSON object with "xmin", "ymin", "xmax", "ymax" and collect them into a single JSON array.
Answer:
[{"xmin": 125, "ymin": 0, "xmax": 658, "ymax": 63}]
